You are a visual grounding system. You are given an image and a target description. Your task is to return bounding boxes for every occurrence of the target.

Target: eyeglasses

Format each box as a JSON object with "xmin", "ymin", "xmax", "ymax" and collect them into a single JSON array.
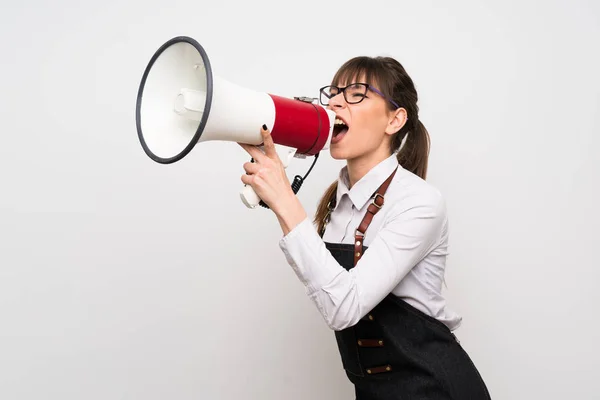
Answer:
[{"xmin": 319, "ymin": 83, "xmax": 399, "ymax": 109}]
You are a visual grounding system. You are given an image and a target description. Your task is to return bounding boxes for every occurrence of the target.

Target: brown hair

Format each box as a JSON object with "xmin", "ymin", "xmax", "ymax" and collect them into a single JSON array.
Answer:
[{"xmin": 314, "ymin": 56, "xmax": 431, "ymax": 236}]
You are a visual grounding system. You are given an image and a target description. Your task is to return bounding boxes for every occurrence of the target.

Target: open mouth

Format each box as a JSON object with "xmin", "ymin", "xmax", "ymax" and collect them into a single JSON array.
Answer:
[{"xmin": 333, "ymin": 117, "xmax": 349, "ymax": 139}]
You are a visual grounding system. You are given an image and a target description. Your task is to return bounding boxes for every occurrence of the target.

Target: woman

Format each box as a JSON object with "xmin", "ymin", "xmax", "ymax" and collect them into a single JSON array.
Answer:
[{"xmin": 239, "ymin": 56, "xmax": 491, "ymax": 399}]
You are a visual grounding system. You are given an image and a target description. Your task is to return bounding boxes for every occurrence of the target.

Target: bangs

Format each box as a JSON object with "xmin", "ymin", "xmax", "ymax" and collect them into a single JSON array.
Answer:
[{"xmin": 332, "ymin": 57, "xmax": 387, "ymax": 93}]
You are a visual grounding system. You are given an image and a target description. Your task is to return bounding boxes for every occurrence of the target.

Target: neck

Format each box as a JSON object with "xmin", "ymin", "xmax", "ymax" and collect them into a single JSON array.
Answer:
[{"xmin": 346, "ymin": 148, "xmax": 393, "ymax": 188}]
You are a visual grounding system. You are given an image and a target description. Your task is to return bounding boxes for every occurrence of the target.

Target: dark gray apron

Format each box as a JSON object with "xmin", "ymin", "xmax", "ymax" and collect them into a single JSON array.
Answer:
[{"xmin": 325, "ymin": 242, "xmax": 492, "ymax": 399}]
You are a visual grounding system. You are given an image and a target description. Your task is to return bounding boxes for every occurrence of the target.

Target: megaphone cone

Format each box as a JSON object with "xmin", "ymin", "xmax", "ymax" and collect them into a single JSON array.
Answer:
[{"xmin": 136, "ymin": 36, "xmax": 335, "ymax": 208}]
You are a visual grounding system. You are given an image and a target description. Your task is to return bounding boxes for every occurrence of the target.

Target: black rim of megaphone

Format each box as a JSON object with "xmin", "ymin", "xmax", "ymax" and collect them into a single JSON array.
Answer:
[{"xmin": 135, "ymin": 36, "xmax": 213, "ymax": 164}]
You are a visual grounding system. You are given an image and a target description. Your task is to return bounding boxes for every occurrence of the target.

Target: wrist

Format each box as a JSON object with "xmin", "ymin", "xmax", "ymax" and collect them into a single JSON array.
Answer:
[{"xmin": 273, "ymin": 191, "xmax": 306, "ymax": 235}]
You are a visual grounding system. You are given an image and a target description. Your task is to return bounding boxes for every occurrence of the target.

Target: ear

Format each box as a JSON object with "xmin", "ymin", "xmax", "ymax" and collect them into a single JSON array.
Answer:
[{"xmin": 384, "ymin": 107, "xmax": 408, "ymax": 136}]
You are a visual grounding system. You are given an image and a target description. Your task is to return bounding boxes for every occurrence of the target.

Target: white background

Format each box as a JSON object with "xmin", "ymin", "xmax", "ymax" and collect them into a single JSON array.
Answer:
[{"xmin": 1, "ymin": 0, "xmax": 599, "ymax": 399}]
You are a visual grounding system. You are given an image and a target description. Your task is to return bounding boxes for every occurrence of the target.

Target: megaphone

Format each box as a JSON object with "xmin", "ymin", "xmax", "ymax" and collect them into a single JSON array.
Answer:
[{"xmin": 135, "ymin": 36, "xmax": 336, "ymax": 209}]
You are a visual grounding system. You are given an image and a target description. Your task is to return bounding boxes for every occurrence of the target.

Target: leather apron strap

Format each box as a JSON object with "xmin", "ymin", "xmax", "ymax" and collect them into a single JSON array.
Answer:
[{"xmin": 354, "ymin": 168, "xmax": 397, "ymax": 267}]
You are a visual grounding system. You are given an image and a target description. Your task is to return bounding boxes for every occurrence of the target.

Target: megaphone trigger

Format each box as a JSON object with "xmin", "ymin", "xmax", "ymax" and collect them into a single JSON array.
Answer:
[{"xmin": 281, "ymin": 147, "xmax": 297, "ymax": 168}]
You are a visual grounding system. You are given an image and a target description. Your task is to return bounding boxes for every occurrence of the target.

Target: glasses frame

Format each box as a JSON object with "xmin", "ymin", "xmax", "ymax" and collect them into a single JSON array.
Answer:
[{"xmin": 319, "ymin": 83, "xmax": 400, "ymax": 109}]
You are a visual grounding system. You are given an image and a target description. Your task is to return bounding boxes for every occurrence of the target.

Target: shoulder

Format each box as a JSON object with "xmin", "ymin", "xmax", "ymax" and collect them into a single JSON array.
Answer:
[{"xmin": 386, "ymin": 167, "xmax": 447, "ymax": 219}]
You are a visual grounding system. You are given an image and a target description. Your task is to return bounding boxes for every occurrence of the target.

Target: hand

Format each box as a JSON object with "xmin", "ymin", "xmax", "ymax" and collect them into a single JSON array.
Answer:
[{"xmin": 239, "ymin": 125, "xmax": 294, "ymax": 212}]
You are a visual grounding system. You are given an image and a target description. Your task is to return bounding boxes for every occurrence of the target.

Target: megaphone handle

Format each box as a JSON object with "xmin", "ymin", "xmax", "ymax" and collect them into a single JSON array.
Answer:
[
  {"xmin": 240, "ymin": 158, "xmax": 262, "ymax": 208},
  {"xmin": 239, "ymin": 146, "xmax": 303, "ymax": 209},
  {"xmin": 240, "ymin": 184, "xmax": 262, "ymax": 208}
]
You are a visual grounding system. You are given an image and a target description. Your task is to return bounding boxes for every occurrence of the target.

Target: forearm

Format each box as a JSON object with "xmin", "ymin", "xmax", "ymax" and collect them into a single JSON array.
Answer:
[
  {"xmin": 278, "ymin": 217, "xmax": 361, "ymax": 331},
  {"xmin": 278, "ymin": 197, "xmax": 446, "ymax": 331}
]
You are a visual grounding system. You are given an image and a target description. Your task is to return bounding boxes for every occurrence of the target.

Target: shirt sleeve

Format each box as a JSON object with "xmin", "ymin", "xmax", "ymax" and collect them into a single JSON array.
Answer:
[{"xmin": 278, "ymin": 191, "xmax": 446, "ymax": 331}]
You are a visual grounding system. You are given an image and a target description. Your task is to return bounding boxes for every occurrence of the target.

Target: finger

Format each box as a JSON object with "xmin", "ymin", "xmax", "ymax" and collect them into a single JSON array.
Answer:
[
  {"xmin": 241, "ymin": 171, "xmax": 265, "ymax": 188},
  {"xmin": 243, "ymin": 161, "xmax": 260, "ymax": 175},
  {"xmin": 260, "ymin": 124, "xmax": 277, "ymax": 159},
  {"xmin": 238, "ymin": 143, "xmax": 266, "ymax": 163},
  {"xmin": 241, "ymin": 173, "xmax": 253, "ymax": 185}
]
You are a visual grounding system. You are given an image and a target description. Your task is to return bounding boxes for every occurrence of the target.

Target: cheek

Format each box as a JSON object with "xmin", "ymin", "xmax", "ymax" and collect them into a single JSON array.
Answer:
[{"xmin": 350, "ymin": 112, "xmax": 387, "ymax": 146}]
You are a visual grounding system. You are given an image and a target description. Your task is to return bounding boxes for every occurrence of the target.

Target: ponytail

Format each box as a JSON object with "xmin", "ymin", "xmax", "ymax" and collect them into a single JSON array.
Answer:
[
  {"xmin": 314, "ymin": 181, "xmax": 337, "ymax": 237},
  {"xmin": 396, "ymin": 119, "xmax": 430, "ymax": 180}
]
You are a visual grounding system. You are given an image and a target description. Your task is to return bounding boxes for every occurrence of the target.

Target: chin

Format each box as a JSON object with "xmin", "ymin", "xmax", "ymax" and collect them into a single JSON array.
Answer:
[
  {"xmin": 329, "ymin": 146, "xmax": 350, "ymax": 160},
  {"xmin": 329, "ymin": 151, "xmax": 344, "ymax": 160}
]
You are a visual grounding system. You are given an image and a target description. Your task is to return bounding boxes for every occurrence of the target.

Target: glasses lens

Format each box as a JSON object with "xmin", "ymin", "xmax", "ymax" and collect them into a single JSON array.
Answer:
[
  {"xmin": 344, "ymin": 83, "xmax": 368, "ymax": 104},
  {"xmin": 320, "ymin": 86, "xmax": 338, "ymax": 106},
  {"xmin": 319, "ymin": 84, "xmax": 367, "ymax": 105}
]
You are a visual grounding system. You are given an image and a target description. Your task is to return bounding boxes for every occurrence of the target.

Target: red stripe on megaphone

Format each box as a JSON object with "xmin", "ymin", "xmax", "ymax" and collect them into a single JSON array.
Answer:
[{"xmin": 268, "ymin": 95, "xmax": 331, "ymax": 156}]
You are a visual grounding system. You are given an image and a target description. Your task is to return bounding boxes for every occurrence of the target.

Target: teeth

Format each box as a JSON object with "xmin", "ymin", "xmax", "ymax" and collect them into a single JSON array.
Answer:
[{"xmin": 335, "ymin": 118, "xmax": 347, "ymax": 126}]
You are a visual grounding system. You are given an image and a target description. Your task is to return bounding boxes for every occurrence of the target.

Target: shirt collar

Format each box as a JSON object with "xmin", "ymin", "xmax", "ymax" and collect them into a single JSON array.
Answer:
[{"xmin": 335, "ymin": 154, "xmax": 399, "ymax": 211}]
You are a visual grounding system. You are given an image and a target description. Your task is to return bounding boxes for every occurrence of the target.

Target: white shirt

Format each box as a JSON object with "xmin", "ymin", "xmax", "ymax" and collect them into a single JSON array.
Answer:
[{"xmin": 279, "ymin": 154, "xmax": 462, "ymax": 332}]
